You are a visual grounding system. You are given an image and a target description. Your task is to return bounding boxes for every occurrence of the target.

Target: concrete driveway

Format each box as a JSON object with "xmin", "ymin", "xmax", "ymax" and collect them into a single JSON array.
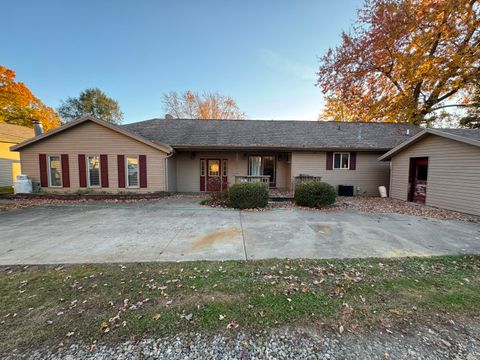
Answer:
[{"xmin": 0, "ymin": 198, "xmax": 479, "ymax": 265}]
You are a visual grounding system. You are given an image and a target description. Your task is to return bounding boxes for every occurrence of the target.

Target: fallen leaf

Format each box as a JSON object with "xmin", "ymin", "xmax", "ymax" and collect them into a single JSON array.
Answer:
[
  {"xmin": 66, "ymin": 331, "xmax": 74, "ymax": 337},
  {"xmin": 153, "ymin": 314, "xmax": 161, "ymax": 321},
  {"xmin": 227, "ymin": 320, "xmax": 239, "ymax": 329},
  {"xmin": 219, "ymin": 314, "xmax": 226, "ymax": 320}
]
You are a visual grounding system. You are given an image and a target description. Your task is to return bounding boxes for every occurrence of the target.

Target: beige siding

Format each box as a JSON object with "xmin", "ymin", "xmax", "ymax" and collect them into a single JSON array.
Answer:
[
  {"xmin": 275, "ymin": 158, "xmax": 289, "ymax": 189},
  {"xmin": 0, "ymin": 142, "xmax": 21, "ymax": 187},
  {"xmin": 0, "ymin": 158, "xmax": 14, "ymax": 187},
  {"xmin": 290, "ymin": 151, "xmax": 390, "ymax": 195},
  {"xmin": 19, "ymin": 121, "xmax": 168, "ymax": 192},
  {"xmin": 390, "ymin": 134, "xmax": 480, "ymax": 215}
]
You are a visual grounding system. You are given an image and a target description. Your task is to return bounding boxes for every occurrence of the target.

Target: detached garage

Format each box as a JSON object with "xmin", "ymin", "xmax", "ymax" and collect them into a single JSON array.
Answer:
[{"xmin": 379, "ymin": 128, "xmax": 480, "ymax": 216}]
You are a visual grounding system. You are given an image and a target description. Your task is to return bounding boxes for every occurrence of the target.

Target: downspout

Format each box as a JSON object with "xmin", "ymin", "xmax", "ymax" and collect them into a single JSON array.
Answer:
[{"xmin": 164, "ymin": 151, "xmax": 175, "ymax": 192}]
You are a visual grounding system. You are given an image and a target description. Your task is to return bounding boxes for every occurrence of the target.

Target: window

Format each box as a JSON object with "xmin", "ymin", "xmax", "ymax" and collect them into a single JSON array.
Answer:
[
  {"xmin": 333, "ymin": 153, "xmax": 350, "ymax": 169},
  {"xmin": 200, "ymin": 159, "xmax": 205, "ymax": 176},
  {"xmin": 222, "ymin": 159, "xmax": 227, "ymax": 176},
  {"xmin": 48, "ymin": 155, "xmax": 62, "ymax": 187},
  {"xmin": 126, "ymin": 156, "xmax": 139, "ymax": 187},
  {"xmin": 87, "ymin": 156, "xmax": 100, "ymax": 187},
  {"xmin": 208, "ymin": 160, "xmax": 220, "ymax": 176},
  {"xmin": 248, "ymin": 156, "xmax": 262, "ymax": 176}
]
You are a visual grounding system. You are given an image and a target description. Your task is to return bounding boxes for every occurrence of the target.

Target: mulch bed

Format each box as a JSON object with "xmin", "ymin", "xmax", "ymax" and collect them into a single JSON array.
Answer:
[
  {"xmin": 203, "ymin": 195, "xmax": 479, "ymax": 222},
  {"xmin": 0, "ymin": 192, "xmax": 172, "ymax": 211},
  {"xmin": 332, "ymin": 196, "xmax": 480, "ymax": 222},
  {"xmin": 0, "ymin": 192, "xmax": 170, "ymax": 201}
]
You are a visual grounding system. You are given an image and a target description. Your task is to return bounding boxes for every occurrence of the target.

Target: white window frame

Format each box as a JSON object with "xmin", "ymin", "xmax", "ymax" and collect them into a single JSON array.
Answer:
[
  {"xmin": 125, "ymin": 155, "xmax": 139, "ymax": 188},
  {"xmin": 333, "ymin": 152, "xmax": 350, "ymax": 170},
  {"xmin": 47, "ymin": 155, "xmax": 62, "ymax": 187},
  {"xmin": 86, "ymin": 155, "xmax": 101, "ymax": 188}
]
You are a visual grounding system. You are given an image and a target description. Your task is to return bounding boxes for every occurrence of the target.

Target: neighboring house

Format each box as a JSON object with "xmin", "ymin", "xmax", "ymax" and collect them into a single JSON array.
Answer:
[
  {"xmin": 379, "ymin": 128, "xmax": 480, "ymax": 216},
  {"xmin": 11, "ymin": 116, "xmax": 418, "ymax": 195},
  {"xmin": 0, "ymin": 123, "xmax": 34, "ymax": 187}
]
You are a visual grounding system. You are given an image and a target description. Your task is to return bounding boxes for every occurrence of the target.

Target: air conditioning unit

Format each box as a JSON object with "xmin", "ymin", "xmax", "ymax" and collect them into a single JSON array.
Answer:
[{"xmin": 338, "ymin": 185, "xmax": 354, "ymax": 196}]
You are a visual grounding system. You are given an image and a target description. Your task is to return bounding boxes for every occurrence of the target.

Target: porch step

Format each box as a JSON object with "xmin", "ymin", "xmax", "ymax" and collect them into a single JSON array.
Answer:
[{"xmin": 268, "ymin": 195, "xmax": 294, "ymax": 202}]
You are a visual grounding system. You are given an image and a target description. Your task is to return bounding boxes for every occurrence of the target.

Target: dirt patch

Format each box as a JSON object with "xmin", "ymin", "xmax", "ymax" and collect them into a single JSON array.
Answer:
[
  {"xmin": 315, "ymin": 225, "xmax": 332, "ymax": 234},
  {"xmin": 383, "ymin": 249, "xmax": 429, "ymax": 257},
  {"xmin": 190, "ymin": 227, "xmax": 241, "ymax": 250}
]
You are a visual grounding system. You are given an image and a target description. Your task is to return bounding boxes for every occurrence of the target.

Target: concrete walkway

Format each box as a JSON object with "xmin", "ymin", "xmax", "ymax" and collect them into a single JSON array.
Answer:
[{"xmin": 0, "ymin": 198, "xmax": 479, "ymax": 265}]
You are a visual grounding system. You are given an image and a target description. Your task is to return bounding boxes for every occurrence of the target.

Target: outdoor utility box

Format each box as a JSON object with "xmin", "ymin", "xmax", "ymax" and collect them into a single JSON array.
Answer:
[{"xmin": 338, "ymin": 185, "xmax": 354, "ymax": 196}]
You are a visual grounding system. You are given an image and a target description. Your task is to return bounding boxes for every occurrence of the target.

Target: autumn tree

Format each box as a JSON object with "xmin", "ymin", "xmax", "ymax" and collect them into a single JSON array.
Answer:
[
  {"xmin": 58, "ymin": 88, "xmax": 124, "ymax": 124},
  {"xmin": 317, "ymin": 0, "xmax": 480, "ymax": 124},
  {"xmin": 0, "ymin": 65, "xmax": 61, "ymax": 131},
  {"xmin": 162, "ymin": 91, "xmax": 247, "ymax": 120},
  {"xmin": 459, "ymin": 83, "xmax": 480, "ymax": 128}
]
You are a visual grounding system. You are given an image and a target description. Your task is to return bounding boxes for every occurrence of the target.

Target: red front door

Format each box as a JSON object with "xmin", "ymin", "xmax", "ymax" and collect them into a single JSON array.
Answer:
[
  {"xmin": 408, "ymin": 157, "xmax": 428, "ymax": 203},
  {"xmin": 200, "ymin": 159, "xmax": 228, "ymax": 192}
]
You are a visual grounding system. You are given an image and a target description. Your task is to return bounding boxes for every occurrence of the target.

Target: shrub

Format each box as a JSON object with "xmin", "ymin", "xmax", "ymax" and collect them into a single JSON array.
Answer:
[
  {"xmin": 294, "ymin": 181, "xmax": 336, "ymax": 208},
  {"xmin": 228, "ymin": 182, "xmax": 269, "ymax": 209},
  {"xmin": 201, "ymin": 191, "xmax": 230, "ymax": 207}
]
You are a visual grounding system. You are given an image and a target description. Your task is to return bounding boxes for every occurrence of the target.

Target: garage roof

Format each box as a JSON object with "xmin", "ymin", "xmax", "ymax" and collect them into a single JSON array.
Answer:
[{"xmin": 378, "ymin": 128, "xmax": 480, "ymax": 161}]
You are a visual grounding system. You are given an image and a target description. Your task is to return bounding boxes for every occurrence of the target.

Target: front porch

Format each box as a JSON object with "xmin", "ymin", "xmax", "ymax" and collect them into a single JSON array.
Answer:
[{"xmin": 171, "ymin": 151, "xmax": 292, "ymax": 192}]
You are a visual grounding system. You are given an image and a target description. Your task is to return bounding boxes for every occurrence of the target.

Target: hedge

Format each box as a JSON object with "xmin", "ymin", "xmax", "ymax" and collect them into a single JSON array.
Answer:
[
  {"xmin": 228, "ymin": 182, "xmax": 269, "ymax": 209},
  {"xmin": 294, "ymin": 181, "xmax": 336, "ymax": 208}
]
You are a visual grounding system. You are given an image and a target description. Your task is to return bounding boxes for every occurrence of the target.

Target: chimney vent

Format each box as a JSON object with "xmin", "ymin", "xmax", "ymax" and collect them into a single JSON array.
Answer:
[{"xmin": 33, "ymin": 120, "xmax": 43, "ymax": 136}]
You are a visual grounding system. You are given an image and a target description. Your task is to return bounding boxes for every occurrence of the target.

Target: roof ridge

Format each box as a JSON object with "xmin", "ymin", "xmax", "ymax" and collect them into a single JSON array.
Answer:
[{"xmin": 124, "ymin": 118, "xmax": 419, "ymax": 126}]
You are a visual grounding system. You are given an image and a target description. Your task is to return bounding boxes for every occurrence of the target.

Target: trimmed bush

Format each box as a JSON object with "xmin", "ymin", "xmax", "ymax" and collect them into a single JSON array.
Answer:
[
  {"xmin": 228, "ymin": 182, "xmax": 269, "ymax": 209},
  {"xmin": 294, "ymin": 181, "xmax": 336, "ymax": 208}
]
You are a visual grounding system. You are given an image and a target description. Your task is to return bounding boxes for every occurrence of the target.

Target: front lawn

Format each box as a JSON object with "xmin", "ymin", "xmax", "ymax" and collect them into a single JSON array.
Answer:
[{"xmin": 0, "ymin": 255, "xmax": 479, "ymax": 354}]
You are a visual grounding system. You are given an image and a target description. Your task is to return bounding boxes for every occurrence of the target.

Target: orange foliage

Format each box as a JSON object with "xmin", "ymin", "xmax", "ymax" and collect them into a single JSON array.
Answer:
[
  {"xmin": 0, "ymin": 65, "xmax": 61, "ymax": 131},
  {"xmin": 317, "ymin": 0, "xmax": 480, "ymax": 124}
]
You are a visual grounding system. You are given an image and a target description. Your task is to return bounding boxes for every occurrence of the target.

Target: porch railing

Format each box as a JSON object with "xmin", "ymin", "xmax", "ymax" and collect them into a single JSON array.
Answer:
[{"xmin": 235, "ymin": 175, "xmax": 270, "ymax": 184}]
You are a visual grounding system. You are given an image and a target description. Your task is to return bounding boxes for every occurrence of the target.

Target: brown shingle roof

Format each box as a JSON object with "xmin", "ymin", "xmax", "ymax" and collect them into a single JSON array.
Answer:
[
  {"xmin": 124, "ymin": 119, "xmax": 421, "ymax": 151},
  {"xmin": 0, "ymin": 123, "xmax": 34, "ymax": 144}
]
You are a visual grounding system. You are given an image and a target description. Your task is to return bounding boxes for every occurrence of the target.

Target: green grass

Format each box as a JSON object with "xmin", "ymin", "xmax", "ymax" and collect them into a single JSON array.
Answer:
[
  {"xmin": 0, "ymin": 255, "xmax": 479, "ymax": 353},
  {"xmin": 0, "ymin": 186, "xmax": 13, "ymax": 194}
]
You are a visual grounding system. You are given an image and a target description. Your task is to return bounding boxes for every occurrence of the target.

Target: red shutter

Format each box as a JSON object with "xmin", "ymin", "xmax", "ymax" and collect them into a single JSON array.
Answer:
[
  {"xmin": 100, "ymin": 154, "xmax": 109, "ymax": 187},
  {"xmin": 78, "ymin": 154, "xmax": 87, "ymax": 188},
  {"xmin": 326, "ymin": 152, "xmax": 333, "ymax": 170},
  {"xmin": 61, "ymin": 154, "xmax": 70, "ymax": 187},
  {"xmin": 117, "ymin": 155, "xmax": 125, "ymax": 188},
  {"xmin": 350, "ymin": 152, "xmax": 357, "ymax": 170},
  {"xmin": 139, "ymin": 155, "xmax": 147, "ymax": 188},
  {"xmin": 200, "ymin": 159, "xmax": 206, "ymax": 191},
  {"xmin": 221, "ymin": 159, "xmax": 228, "ymax": 191},
  {"xmin": 39, "ymin": 154, "xmax": 48, "ymax": 187}
]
